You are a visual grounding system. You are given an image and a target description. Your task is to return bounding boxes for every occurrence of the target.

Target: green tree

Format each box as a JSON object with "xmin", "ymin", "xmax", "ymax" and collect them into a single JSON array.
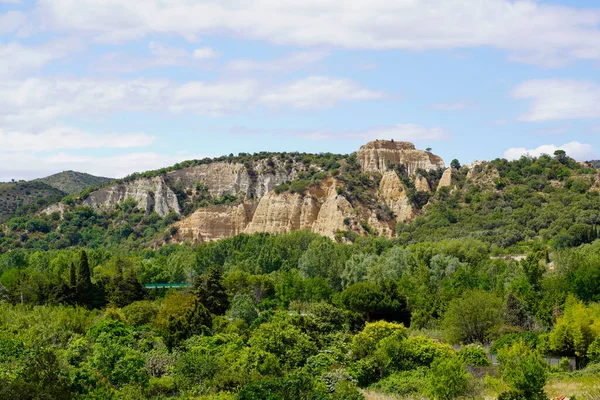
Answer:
[
  {"xmin": 339, "ymin": 282, "xmax": 384, "ymax": 322},
  {"xmin": 248, "ymin": 319, "xmax": 317, "ymax": 370},
  {"xmin": 450, "ymin": 159, "xmax": 461, "ymax": 170},
  {"xmin": 228, "ymin": 293, "xmax": 258, "ymax": 326},
  {"xmin": 425, "ymin": 356, "xmax": 469, "ymax": 400},
  {"xmin": 442, "ymin": 289, "xmax": 504, "ymax": 344},
  {"xmin": 193, "ymin": 266, "xmax": 229, "ymax": 315},
  {"xmin": 497, "ymin": 341, "xmax": 547, "ymax": 400}
]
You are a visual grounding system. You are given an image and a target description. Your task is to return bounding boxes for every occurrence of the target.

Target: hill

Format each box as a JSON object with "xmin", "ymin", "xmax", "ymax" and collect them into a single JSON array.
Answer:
[
  {"xmin": 35, "ymin": 170, "xmax": 113, "ymax": 195},
  {"xmin": 1, "ymin": 140, "xmax": 599, "ymax": 253},
  {"xmin": 0, "ymin": 181, "xmax": 65, "ymax": 223}
]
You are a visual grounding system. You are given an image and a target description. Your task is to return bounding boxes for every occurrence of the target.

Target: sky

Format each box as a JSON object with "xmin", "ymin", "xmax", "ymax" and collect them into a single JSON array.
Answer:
[{"xmin": 1, "ymin": 0, "xmax": 600, "ymax": 181}]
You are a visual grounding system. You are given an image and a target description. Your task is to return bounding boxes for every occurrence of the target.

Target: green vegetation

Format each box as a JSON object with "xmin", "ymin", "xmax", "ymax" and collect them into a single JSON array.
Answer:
[
  {"xmin": 36, "ymin": 170, "xmax": 113, "ymax": 195},
  {"xmin": 0, "ymin": 227, "xmax": 599, "ymax": 398},
  {"xmin": 0, "ymin": 180, "xmax": 65, "ymax": 223},
  {"xmin": 1, "ymin": 150, "xmax": 600, "ymax": 398}
]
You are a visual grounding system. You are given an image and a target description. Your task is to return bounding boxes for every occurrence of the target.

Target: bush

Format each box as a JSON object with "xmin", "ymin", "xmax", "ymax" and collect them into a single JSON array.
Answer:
[
  {"xmin": 587, "ymin": 337, "xmax": 600, "ymax": 363},
  {"xmin": 457, "ymin": 345, "xmax": 491, "ymax": 367},
  {"xmin": 497, "ymin": 341, "xmax": 547, "ymax": 399},
  {"xmin": 351, "ymin": 320, "xmax": 407, "ymax": 359},
  {"xmin": 122, "ymin": 301, "xmax": 158, "ymax": 327},
  {"xmin": 424, "ymin": 356, "xmax": 469, "ymax": 400},
  {"xmin": 370, "ymin": 369, "xmax": 427, "ymax": 397}
]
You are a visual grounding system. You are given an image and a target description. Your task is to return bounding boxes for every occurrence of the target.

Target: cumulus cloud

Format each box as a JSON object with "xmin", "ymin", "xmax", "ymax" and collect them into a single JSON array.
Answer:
[
  {"xmin": 0, "ymin": 39, "xmax": 82, "ymax": 77},
  {"xmin": 0, "ymin": 75, "xmax": 382, "ymax": 125},
  {"xmin": 0, "ymin": 151, "xmax": 207, "ymax": 181},
  {"xmin": 0, "ymin": 126, "xmax": 154, "ymax": 152},
  {"xmin": 192, "ymin": 47, "xmax": 220, "ymax": 60},
  {"xmin": 512, "ymin": 79, "xmax": 600, "ymax": 122},
  {"xmin": 226, "ymin": 51, "xmax": 328, "ymax": 72},
  {"xmin": 258, "ymin": 76, "xmax": 384, "ymax": 109},
  {"xmin": 95, "ymin": 42, "xmax": 219, "ymax": 72},
  {"xmin": 274, "ymin": 123, "xmax": 450, "ymax": 142},
  {"xmin": 504, "ymin": 141, "xmax": 596, "ymax": 161},
  {"xmin": 35, "ymin": 0, "xmax": 600, "ymax": 66}
]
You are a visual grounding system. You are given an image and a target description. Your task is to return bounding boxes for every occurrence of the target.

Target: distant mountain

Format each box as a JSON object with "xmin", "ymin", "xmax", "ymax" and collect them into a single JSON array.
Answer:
[
  {"xmin": 35, "ymin": 171, "xmax": 113, "ymax": 195},
  {"xmin": 0, "ymin": 181, "xmax": 65, "ymax": 223}
]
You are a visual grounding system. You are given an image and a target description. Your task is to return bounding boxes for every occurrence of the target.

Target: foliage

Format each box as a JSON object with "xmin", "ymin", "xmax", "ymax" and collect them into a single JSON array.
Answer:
[
  {"xmin": 442, "ymin": 289, "xmax": 504, "ymax": 344},
  {"xmin": 424, "ymin": 356, "xmax": 469, "ymax": 400},
  {"xmin": 497, "ymin": 341, "xmax": 548, "ymax": 399}
]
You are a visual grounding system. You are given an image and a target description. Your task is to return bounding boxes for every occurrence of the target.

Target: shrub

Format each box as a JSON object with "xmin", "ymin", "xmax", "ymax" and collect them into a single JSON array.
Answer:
[
  {"xmin": 424, "ymin": 356, "xmax": 469, "ymax": 400},
  {"xmin": 497, "ymin": 341, "xmax": 547, "ymax": 399},
  {"xmin": 457, "ymin": 345, "xmax": 491, "ymax": 367}
]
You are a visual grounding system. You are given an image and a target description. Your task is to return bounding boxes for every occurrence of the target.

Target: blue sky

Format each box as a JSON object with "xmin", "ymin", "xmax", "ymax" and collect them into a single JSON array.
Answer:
[{"xmin": 1, "ymin": 0, "xmax": 600, "ymax": 180}]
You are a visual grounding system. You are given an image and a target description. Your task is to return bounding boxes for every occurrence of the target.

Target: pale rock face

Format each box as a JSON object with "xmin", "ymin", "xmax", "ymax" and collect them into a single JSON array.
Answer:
[
  {"xmin": 378, "ymin": 171, "xmax": 413, "ymax": 222},
  {"xmin": 414, "ymin": 175, "xmax": 431, "ymax": 192},
  {"xmin": 245, "ymin": 192, "xmax": 305, "ymax": 234},
  {"xmin": 83, "ymin": 176, "xmax": 180, "ymax": 217},
  {"xmin": 466, "ymin": 163, "xmax": 500, "ymax": 186},
  {"xmin": 175, "ymin": 203, "xmax": 253, "ymax": 243},
  {"xmin": 311, "ymin": 190, "xmax": 354, "ymax": 238},
  {"xmin": 174, "ymin": 178, "xmax": 356, "ymax": 242},
  {"xmin": 168, "ymin": 163, "xmax": 251, "ymax": 198},
  {"xmin": 437, "ymin": 168, "xmax": 453, "ymax": 190},
  {"xmin": 358, "ymin": 140, "xmax": 444, "ymax": 175},
  {"xmin": 41, "ymin": 202, "xmax": 67, "ymax": 217}
]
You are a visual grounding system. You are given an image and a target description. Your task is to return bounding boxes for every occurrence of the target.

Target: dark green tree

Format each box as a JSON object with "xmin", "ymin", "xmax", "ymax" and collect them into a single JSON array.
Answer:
[{"xmin": 193, "ymin": 266, "xmax": 229, "ymax": 315}]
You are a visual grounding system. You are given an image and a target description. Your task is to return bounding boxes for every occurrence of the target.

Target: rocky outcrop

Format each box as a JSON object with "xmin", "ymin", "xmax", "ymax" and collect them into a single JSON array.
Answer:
[
  {"xmin": 83, "ymin": 176, "xmax": 180, "ymax": 217},
  {"xmin": 466, "ymin": 162, "xmax": 500, "ymax": 187},
  {"xmin": 415, "ymin": 175, "xmax": 431, "ymax": 192},
  {"xmin": 437, "ymin": 168, "xmax": 453, "ymax": 190},
  {"xmin": 175, "ymin": 178, "xmax": 368, "ymax": 242},
  {"xmin": 378, "ymin": 171, "xmax": 413, "ymax": 222},
  {"xmin": 175, "ymin": 203, "xmax": 254, "ymax": 242},
  {"xmin": 48, "ymin": 140, "xmax": 450, "ymax": 244},
  {"xmin": 41, "ymin": 202, "xmax": 68, "ymax": 217},
  {"xmin": 358, "ymin": 140, "xmax": 444, "ymax": 174},
  {"xmin": 167, "ymin": 160, "xmax": 297, "ymax": 199}
]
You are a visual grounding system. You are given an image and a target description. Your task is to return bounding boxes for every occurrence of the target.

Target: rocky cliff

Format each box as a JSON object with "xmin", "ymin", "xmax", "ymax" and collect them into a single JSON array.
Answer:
[
  {"xmin": 358, "ymin": 140, "xmax": 445, "ymax": 174},
  {"xmin": 55, "ymin": 140, "xmax": 446, "ymax": 243}
]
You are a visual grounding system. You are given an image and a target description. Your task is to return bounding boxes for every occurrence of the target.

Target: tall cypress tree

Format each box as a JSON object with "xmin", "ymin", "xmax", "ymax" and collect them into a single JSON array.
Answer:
[
  {"xmin": 75, "ymin": 250, "xmax": 95, "ymax": 307},
  {"xmin": 69, "ymin": 262, "xmax": 77, "ymax": 288},
  {"xmin": 77, "ymin": 251, "xmax": 91, "ymax": 290},
  {"xmin": 193, "ymin": 266, "xmax": 229, "ymax": 315}
]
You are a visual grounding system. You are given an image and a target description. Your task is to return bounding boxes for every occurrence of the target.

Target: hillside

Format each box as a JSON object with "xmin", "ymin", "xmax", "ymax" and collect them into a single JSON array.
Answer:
[
  {"xmin": 35, "ymin": 170, "xmax": 113, "ymax": 195},
  {"xmin": 0, "ymin": 181, "xmax": 65, "ymax": 223},
  {"xmin": 1, "ymin": 140, "xmax": 599, "ymax": 253}
]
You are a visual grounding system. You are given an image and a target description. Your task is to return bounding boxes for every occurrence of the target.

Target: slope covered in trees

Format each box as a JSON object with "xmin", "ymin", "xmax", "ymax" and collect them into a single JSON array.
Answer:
[
  {"xmin": 36, "ymin": 170, "xmax": 113, "ymax": 195},
  {"xmin": 1, "ymin": 231, "xmax": 600, "ymax": 399},
  {"xmin": 0, "ymin": 180, "xmax": 65, "ymax": 223}
]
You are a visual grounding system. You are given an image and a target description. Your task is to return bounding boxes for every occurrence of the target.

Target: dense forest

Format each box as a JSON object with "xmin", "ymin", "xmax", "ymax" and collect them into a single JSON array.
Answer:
[{"xmin": 1, "ymin": 152, "xmax": 600, "ymax": 399}]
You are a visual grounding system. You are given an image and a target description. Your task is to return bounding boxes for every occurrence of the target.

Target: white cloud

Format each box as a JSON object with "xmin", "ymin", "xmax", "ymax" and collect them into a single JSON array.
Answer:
[
  {"xmin": 0, "ymin": 39, "xmax": 81, "ymax": 77},
  {"xmin": 226, "ymin": 51, "xmax": 328, "ymax": 72},
  {"xmin": 258, "ymin": 76, "xmax": 384, "ymax": 109},
  {"xmin": 431, "ymin": 101, "xmax": 473, "ymax": 111},
  {"xmin": 36, "ymin": 0, "xmax": 600, "ymax": 66},
  {"xmin": 192, "ymin": 47, "xmax": 219, "ymax": 60},
  {"xmin": 0, "ymin": 126, "xmax": 154, "ymax": 152},
  {"xmin": 0, "ymin": 151, "xmax": 207, "ymax": 181},
  {"xmin": 504, "ymin": 141, "xmax": 596, "ymax": 161},
  {"xmin": 275, "ymin": 123, "xmax": 450, "ymax": 142},
  {"xmin": 0, "ymin": 10, "xmax": 26, "ymax": 35},
  {"xmin": 0, "ymin": 75, "xmax": 383, "ymax": 125},
  {"xmin": 513, "ymin": 79, "xmax": 600, "ymax": 122},
  {"xmin": 95, "ymin": 42, "xmax": 219, "ymax": 72}
]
